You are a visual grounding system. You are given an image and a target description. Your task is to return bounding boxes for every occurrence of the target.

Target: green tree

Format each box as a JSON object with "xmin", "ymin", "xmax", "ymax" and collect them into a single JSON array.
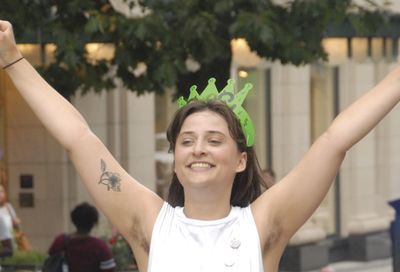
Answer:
[{"xmin": 0, "ymin": 0, "xmax": 394, "ymax": 98}]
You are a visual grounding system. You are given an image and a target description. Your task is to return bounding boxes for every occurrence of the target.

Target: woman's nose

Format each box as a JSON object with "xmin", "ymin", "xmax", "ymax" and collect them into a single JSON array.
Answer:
[{"xmin": 193, "ymin": 141, "xmax": 207, "ymax": 156}]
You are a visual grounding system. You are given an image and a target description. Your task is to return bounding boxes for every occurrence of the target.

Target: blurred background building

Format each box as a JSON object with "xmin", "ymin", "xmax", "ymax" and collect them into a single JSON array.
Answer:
[{"xmin": 1, "ymin": 0, "xmax": 400, "ymax": 271}]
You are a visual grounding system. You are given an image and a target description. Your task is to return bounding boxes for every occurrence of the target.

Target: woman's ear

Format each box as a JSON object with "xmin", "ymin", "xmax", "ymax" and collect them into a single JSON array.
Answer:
[{"xmin": 236, "ymin": 152, "xmax": 247, "ymax": 173}]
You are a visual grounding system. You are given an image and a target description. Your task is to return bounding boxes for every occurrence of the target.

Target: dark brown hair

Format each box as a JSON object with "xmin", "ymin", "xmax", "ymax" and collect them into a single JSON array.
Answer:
[
  {"xmin": 166, "ymin": 100, "xmax": 266, "ymax": 207},
  {"xmin": 71, "ymin": 202, "xmax": 99, "ymax": 233}
]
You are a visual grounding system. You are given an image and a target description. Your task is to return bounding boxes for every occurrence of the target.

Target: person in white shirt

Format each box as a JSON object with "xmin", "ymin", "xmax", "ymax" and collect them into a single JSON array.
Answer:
[
  {"xmin": 0, "ymin": 185, "xmax": 19, "ymax": 241},
  {"xmin": 0, "ymin": 216, "xmax": 12, "ymax": 257},
  {"xmin": 0, "ymin": 185, "xmax": 15, "ymax": 258}
]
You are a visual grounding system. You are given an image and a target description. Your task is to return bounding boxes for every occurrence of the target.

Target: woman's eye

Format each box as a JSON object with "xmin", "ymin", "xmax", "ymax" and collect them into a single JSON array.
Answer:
[
  {"xmin": 181, "ymin": 139, "xmax": 193, "ymax": 146},
  {"xmin": 209, "ymin": 139, "xmax": 221, "ymax": 145}
]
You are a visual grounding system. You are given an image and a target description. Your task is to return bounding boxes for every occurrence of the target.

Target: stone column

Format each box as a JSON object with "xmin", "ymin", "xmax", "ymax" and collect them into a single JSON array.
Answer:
[
  {"xmin": 123, "ymin": 91, "xmax": 156, "ymax": 191},
  {"xmin": 339, "ymin": 60, "xmax": 391, "ymax": 260},
  {"xmin": 374, "ymin": 62, "xmax": 400, "ymax": 221},
  {"xmin": 272, "ymin": 62, "xmax": 328, "ymax": 244},
  {"xmin": 71, "ymin": 87, "xmax": 156, "ymax": 234},
  {"xmin": 271, "ymin": 63, "xmax": 329, "ymax": 270}
]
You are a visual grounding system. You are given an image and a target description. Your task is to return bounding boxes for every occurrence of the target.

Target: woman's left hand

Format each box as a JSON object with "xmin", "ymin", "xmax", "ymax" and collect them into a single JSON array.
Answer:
[{"xmin": 0, "ymin": 20, "xmax": 23, "ymax": 68}]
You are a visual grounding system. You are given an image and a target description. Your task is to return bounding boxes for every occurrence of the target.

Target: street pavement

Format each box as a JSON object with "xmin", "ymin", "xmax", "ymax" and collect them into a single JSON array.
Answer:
[{"xmin": 310, "ymin": 258, "xmax": 392, "ymax": 272}]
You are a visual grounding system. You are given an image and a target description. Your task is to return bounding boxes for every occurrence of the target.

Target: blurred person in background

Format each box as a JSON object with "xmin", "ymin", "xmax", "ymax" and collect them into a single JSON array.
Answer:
[
  {"xmin": 0, "ymin": 216, "xmax": 13, "ymax": 257},
  {"xmin": 0, "ymin": 184, "xmax": 23, "ymax": 251},
  {"xmin": 48, "ymin": 202, "xmax": 116, "ymax": 272}
]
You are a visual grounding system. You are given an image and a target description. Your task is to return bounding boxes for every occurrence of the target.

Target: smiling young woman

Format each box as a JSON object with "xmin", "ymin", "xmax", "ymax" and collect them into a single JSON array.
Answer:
[
  {"xmin": 2, "ymin": 19, "xmax": 400, "ymax": 272},
  {"xmin": 167, "ymin": 100, "xmax": 264, "ymax": 210},
  {"xmin": 172, "ymin": 109, "xmax": 251, "ymax": 219}
]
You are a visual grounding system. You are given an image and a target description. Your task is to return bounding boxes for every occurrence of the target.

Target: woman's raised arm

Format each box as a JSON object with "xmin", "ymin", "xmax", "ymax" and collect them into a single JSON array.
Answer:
[
  {"xmin": 253, "ymin": 64, "xmax": 400, "ymax": 256},
  {"xmin": 0, "ymin": 20, "xmax": 163, "ymax": 252}
]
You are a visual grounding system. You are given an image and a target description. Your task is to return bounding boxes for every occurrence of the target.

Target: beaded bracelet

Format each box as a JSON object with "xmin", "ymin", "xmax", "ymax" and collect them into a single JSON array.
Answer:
[{"xmin": 2, "ymin": 56, "xmax": 24, "ymax": 70}]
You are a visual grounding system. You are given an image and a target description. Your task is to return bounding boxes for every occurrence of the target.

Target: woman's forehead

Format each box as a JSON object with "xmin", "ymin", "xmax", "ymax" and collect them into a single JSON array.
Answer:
[{"xmin": 181, "ymin": 111, "xmax": 228, "ymax": 131}]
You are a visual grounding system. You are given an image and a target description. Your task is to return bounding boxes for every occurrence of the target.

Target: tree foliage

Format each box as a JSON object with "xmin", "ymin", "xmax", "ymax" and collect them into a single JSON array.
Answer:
[{"xmin": 0, "ymin": 0, "xmax": 392, "ymax": 97}]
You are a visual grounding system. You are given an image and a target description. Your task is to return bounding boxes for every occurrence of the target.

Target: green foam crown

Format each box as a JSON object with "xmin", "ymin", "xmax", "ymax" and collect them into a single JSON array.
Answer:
[{"xmin": 177, "ymin": 78, "xmax": 255, "ymax": 147}]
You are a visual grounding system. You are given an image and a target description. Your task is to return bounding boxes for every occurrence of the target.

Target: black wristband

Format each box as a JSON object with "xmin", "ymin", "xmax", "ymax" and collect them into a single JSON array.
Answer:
[{"xmin": 2, "ymin": 56, "xmax": 24, "ymax": 70}]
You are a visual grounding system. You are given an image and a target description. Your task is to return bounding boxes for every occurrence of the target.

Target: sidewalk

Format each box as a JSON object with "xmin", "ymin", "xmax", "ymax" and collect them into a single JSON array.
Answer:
[{"xmin": 314, "ymin": 258, "xmax": 392, "ymax": 272}]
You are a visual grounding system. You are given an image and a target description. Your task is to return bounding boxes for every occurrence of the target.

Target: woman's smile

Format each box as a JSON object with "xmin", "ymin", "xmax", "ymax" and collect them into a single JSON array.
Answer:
[{"xmin": 187, "ymin": 161, "xmax": 215, "ymax": 171}]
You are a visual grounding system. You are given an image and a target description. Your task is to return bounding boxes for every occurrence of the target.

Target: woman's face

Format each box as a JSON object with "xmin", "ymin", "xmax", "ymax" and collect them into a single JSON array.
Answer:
[{"xmin": 174, "ymin": 110, "xmax": 247, "ymax": 190}]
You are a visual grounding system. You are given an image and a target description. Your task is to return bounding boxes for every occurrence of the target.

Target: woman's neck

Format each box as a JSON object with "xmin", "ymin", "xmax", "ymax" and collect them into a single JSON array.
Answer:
[
  {"xmin": 183, "ymin": 188, "xmax": 232, "ymax": 220},
  {"xmin": 183, "ymin": 203, "xmax": 231, "ymax": 220}
]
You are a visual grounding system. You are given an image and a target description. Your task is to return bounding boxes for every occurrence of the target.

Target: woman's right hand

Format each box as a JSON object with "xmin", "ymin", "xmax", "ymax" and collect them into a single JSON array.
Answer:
[{"xmin": 0, "ymin": 20, "xmax": 23, "ymax": 68}]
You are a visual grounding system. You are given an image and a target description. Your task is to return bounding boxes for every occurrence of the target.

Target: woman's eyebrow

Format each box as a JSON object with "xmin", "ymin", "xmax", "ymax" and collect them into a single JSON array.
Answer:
[
  {"xmin": 207, "ymin": 130, "xmax": 225, "ymax": 136},
  {"xmin": 178, "ymin": 130, "xmax": 225, "ymax": 137},
  {"xmin": 179, "ymin": 131, "xmax": 195, "ymax": 136}
]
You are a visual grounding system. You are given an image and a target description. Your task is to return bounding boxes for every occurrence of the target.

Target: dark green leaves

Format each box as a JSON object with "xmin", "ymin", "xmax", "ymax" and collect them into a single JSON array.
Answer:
[{"xmin": 1, "ymin": 0, "xmax": 390, "ymax": 97}]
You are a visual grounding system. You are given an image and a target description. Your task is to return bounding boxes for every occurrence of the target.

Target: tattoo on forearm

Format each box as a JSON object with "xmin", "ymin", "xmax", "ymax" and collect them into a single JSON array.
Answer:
[{"xmin": 98, "ymin": 159, "xmax": 121, "ymax": 192}]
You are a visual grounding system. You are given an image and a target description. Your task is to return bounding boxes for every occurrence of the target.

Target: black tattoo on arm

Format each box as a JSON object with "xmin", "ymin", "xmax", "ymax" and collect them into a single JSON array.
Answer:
[{"xmin": 98, "ymin": 159, "xmax": 121, "ymax": 192}]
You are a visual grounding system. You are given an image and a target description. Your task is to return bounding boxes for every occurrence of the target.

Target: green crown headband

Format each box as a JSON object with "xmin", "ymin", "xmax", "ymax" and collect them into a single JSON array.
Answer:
[{"xmin": 177, "ymin": 78, "xmax": 255, "ymax": 147}]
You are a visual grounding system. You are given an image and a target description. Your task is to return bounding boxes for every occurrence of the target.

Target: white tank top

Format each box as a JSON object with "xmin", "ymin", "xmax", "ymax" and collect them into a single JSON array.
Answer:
[{"xmin": 148, "ymin": 202, "xmax": 264, "ymax": 272}]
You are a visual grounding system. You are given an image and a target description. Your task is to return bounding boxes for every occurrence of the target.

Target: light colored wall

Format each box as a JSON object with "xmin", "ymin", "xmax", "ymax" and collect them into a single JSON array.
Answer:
[
  {"xmin": 339, "ymin": 60, "xmax": 398, "ymax": 236},
  {"xmin": 273, "ymin": 60, "xmax": 399, "ymax": 242},
  {"xmin": 2, "ymin": 70, "xmax": 69, "ymax": 249},
  {"xmin": 391, "ymin": 1, "xmax": 400, "ymax": 12},
  {"xmin": 247, "ymin": 58, "xmax": 399, "ymax": 243},
  {"xmin": 269, "ymin": 60, "xmax": 399, "ymax": 241},
  {"xmin": 270, "ymin": 63, "xmax": 329, "ymax": 244},
  {"xmin": 271, "ymin": 63, "xmax": 311, "ymax": 177},
  {"xmin": 339, "ymin": 61, "xmax": 390, "ymax": 236},
  {"xmin": 2, "ymin": 70, "xmax": 156, "ymax": 250}
]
